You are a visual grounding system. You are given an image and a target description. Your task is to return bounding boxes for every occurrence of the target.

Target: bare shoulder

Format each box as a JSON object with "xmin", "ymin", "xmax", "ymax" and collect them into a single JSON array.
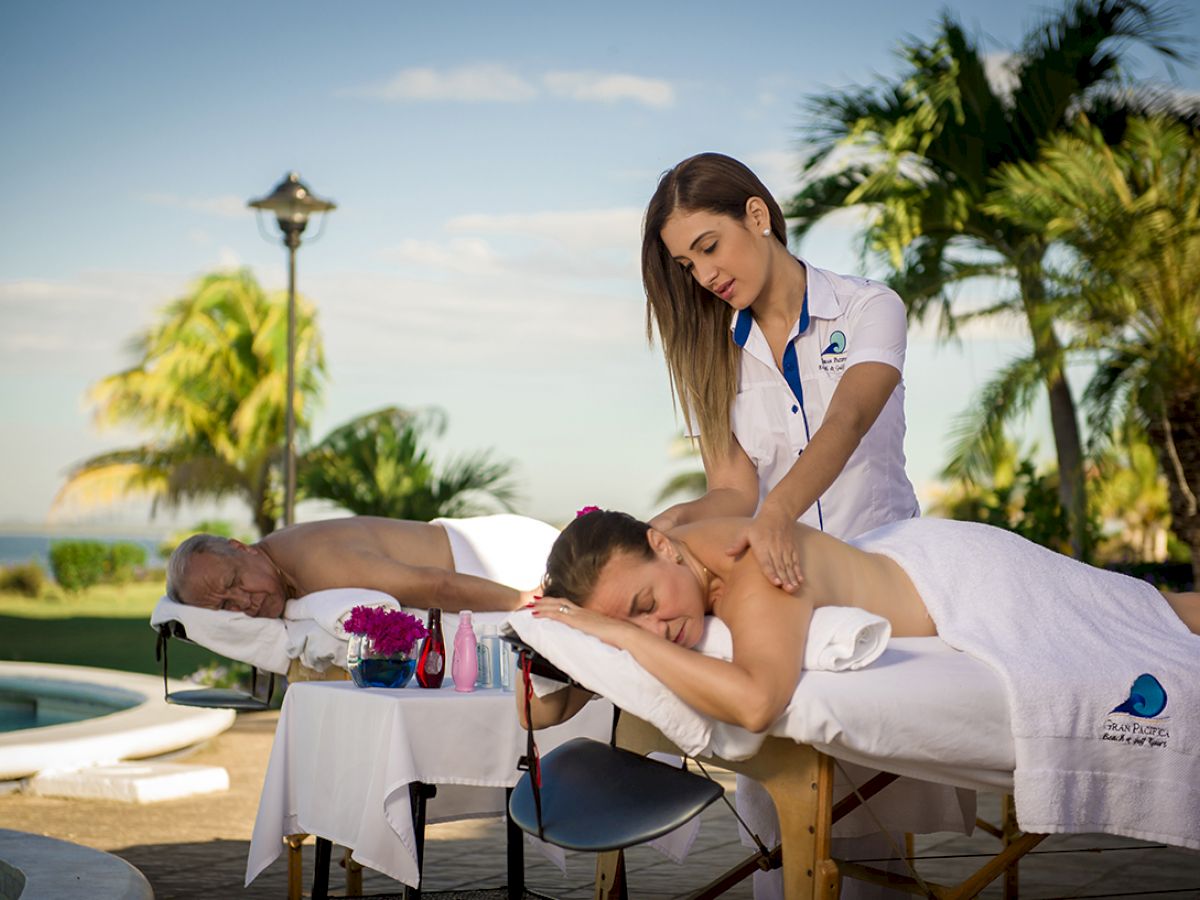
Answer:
[{"xmin": 668, "ymin": 518, "xmax": 750, "ymax": 571}]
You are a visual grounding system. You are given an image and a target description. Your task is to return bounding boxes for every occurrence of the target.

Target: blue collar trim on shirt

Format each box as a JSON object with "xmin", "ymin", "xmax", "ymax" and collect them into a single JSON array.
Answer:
[
  {"xmin": 732, "ymin": 308, "xmax": 753, "ymax": 347},
  {"xmin": 730, "ymin": 290, "xmax": 810, "ymax": 349}
]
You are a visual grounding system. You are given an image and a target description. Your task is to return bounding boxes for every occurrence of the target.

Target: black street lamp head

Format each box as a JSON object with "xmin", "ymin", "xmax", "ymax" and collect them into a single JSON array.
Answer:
[{"xmin": 248, "ymin": 172, "xmax": 336, "ymax": 237}]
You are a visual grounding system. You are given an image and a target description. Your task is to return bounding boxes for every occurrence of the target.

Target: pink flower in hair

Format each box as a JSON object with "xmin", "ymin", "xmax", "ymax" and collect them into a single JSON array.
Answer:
[{"xmin": 575, "ymin": 505, "xmax": 602, "ymax": 518}]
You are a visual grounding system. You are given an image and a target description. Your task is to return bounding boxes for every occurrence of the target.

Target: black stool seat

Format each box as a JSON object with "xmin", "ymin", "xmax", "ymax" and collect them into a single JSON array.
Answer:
[{"xmin": 509, "ymin": 737, "xmax": 723, "ymax": 851}]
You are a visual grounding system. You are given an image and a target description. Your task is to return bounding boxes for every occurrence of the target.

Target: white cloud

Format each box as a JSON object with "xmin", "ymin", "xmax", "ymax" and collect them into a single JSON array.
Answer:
[
  {"xmin": 341, "ymin": 65, "xmax": 675, "ymax": 108},
  {"xmin": 344, "ymin": 64, "xmax": 538, "ymax": 102},
  {"xmin": 0, "ymin": 332, "xmax": 71, "ymax": 352},
  {"xmin": 378, "ymin": 208, "xmax": 644, "ymax": 283},
  {"xmin": 381, "ymin": 237, "xmax": 502, "ymax": 275},
  {"xmin": 983, "ymin": 52, "xmax": 1021, "ymax": 106},
  {"xmin": 543, "ymin": 71, "xmax": 674, "ymax": 108},
  {"xmin": 142, "ymin": 192, "xmax": 247, "ymax": 218},
  {"xmin": 446, "ymin": 208, "xmax": 642, "ymax": 247},
  {"xmin": 746, "ymin": 149, "xmax": 803, "ymax": 199},
  {"xmin": 215, "ymin": 246, "xmax": 242, "ymax": 270}
]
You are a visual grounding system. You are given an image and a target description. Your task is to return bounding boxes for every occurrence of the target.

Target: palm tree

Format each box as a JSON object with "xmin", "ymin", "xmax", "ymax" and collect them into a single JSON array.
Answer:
[
  {"xmin": 985, "ymin": 116, "xmax": 1200, "ymax": 583},
  {"xmin": 298, "ymin": 406, "xmax": 520, "ymax": 521},
  {"xmin": 1090, "ymin": 424, "xmax": 1173, "ymax": 564},
  {"xmin": 655, "ymin": 433, "xmax": 707, "ymax": 505},
  {"xmin": 787, "ymin": 0, "xmax": 1183, "ymax": 559},
  {"xmin": 55, "ymin": 269, "xmax": 325, "ymax": 536}
]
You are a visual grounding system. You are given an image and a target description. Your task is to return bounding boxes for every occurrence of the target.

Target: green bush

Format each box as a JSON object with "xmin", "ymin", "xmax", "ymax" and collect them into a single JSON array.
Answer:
[
  {"xmin": 108, "ymin": 541, "xmax": 148, "ymax": 584},
  {"xmin": 0, "ymin": 561, "xmax": 47, "ymax": 597},
  {"xmin": 49, "ymin": 540, "xmax": 109, "ymax": 591}
]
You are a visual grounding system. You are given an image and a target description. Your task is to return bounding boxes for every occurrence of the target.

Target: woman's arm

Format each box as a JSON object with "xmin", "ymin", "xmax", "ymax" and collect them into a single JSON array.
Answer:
[
  {"xmin": 650, "ymin": 436, "xmax": 760, "ymax": 530},
  {"xmin": 516, "ymin": 684, "xmax": 596, "ymax": 729},
  {"xmin": 729, "ymin": 361, "xmax": 900, "ymax": 590},
  {"xmin": 533, "ymin": 565, "xmax": 813, "ymax": 733},
  {"xmin": 330, "ymin": 554, "xmax": 525, "ymax": 611}
]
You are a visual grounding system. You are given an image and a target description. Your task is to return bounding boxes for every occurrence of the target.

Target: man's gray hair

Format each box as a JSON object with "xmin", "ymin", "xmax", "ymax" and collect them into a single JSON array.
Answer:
[{"xmin": 166, "ymin": 533, "xmax": 237, "ymax": 604}]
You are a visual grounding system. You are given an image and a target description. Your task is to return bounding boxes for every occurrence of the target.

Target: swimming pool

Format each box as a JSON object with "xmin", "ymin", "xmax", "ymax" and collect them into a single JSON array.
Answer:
[
  {"xmin": 0, "ymin": 676, "xmax": 141, "ymax": 733},
  {"xmin": 0, "ymin": 662, "xmax": 235, "ymax": 781}
]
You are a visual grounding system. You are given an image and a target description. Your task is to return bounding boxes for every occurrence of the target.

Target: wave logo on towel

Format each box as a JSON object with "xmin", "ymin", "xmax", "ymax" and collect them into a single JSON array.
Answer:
[
  {"xmin": 1101, "ymin": 673, "xmax": 1170, "ymax": 750},
  {"xmin": 1110, "ymin": 673, "xmax": 1168, "ymax": 718}
]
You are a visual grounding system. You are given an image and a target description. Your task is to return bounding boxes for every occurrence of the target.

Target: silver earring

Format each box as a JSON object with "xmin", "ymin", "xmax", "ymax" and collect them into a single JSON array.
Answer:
[
  {"xmin": 762, "ymin": 228, "xmax": 771, "ymax": 237},
  {"xmin": 674, "ymin": 553, "xmax": 684, "ymax": 564}
]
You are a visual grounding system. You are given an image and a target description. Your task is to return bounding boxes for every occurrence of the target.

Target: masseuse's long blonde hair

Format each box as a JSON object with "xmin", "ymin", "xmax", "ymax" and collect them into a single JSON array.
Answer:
[{"xmin": 642, "ymin": 153, "xmax": 788, "ymax": 462}]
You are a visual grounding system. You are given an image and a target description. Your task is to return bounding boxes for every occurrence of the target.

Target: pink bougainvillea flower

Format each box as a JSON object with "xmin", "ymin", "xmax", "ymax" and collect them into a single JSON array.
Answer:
[
  {"xmin": 575, "ymin": 505, "xmax": 602, "ymax": 518},
  {"xmin": 343, "ymin": 605, "xmax": 428, "ymax": 657}
]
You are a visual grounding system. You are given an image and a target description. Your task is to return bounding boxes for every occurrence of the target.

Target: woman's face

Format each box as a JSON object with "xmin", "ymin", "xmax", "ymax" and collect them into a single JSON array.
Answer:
[
  {"xmin": 659, "ymin": 206, "xmax": 770, "ymax": 311},
  {"xmin": 586, "ymin": 538, "xmax": 708, "ymax": 649}
]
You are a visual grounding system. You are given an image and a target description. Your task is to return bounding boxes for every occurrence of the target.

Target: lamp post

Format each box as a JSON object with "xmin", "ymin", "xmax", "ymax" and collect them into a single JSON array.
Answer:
[{"xmin": 248, "ymin": 172, "xmax": 335, "ymax": 528}]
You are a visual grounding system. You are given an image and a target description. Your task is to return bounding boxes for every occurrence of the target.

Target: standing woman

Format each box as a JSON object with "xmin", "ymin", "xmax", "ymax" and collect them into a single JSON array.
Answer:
[
  {"xmin": 642, "ymin": 153, "xmax": 928, "ymax": 900},
  {"xmin": 644, "ymin": 153, "xmax": 919, "ymax": 589}
]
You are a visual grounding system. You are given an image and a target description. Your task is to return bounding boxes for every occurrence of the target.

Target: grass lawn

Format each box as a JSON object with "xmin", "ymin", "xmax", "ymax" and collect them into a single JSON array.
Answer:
[{"xmin": 0, "ymin": 581, "xmax": 224, "ymax": 677}]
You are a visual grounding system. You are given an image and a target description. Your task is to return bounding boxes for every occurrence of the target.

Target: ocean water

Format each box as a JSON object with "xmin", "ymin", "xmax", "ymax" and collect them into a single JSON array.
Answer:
[{"xmin": 0, "ymin": 535, "xmax": 165, "ymax": 571}]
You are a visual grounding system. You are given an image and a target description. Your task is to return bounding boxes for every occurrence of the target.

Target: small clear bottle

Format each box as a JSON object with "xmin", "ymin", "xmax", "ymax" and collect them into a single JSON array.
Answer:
[{"xmin": 476, "ymin": 625, "xmax": 497, "ymax": 688}]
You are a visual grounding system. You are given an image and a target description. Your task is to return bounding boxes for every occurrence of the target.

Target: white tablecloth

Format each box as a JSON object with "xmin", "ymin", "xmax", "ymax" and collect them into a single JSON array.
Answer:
[{"xmin": 246, "ymin": 681, "xmax": 613, "ymax": 888}]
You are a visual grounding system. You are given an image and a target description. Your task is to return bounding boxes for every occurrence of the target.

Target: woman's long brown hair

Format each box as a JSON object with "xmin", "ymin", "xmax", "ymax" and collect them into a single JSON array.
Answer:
[{"xmin": 641, "ymin": 153, "xmax": 788, "ymax": 462}]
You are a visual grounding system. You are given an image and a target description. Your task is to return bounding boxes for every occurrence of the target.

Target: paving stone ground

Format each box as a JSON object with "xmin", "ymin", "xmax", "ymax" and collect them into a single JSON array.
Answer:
[{"xmin": 1, "ymin": 710, "xmax": 1197, "ymax": 899}]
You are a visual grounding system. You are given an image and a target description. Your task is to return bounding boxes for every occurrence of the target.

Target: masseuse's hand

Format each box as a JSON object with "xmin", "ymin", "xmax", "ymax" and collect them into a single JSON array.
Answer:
[
  {"xmin": 725, "ymin": 505, "xmax": 804, "ymax": 592},
  {"xmin": 530, "ymin": 597, "xmax": 638, "ymax": 650}
]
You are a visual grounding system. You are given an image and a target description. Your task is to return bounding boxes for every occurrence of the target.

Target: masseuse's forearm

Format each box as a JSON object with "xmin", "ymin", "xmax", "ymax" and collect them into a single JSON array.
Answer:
[{"xmin": 657, "ymin": 488, "xmax": 756, "ymax": 528}]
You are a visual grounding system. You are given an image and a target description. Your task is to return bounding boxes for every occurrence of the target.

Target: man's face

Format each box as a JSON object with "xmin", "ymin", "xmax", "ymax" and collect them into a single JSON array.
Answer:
[{"xmin": 182, "ymin": 543, "xmax": 287, "ymax": 618}]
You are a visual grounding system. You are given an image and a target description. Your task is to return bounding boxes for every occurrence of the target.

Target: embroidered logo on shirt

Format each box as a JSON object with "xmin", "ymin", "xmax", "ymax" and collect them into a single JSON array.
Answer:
[
  {"xmin": 819, "ymin": 330, "xmax": 848, "ymax": 375},
  {"xmin": 822, "ymin": 331, "xmax": 847, "ymax": 355},
  {"xmin": 1100, "ymin": 673, "xmax": 1170, "ymax": 749}
]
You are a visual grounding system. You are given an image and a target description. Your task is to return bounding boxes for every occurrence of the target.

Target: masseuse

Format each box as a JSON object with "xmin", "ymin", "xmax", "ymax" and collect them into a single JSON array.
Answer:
[
  {"xmin": 640, "ymin": 152, "xmax": 920, "ymax": 900},
  {"xmin": 643, "ymin": 153, "xmax": 918, "ymax": 589}
]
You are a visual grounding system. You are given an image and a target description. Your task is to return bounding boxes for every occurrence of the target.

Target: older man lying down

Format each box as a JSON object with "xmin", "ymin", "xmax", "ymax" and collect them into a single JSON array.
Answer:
[{"xmin": 166, "ymin": 514, "xmax": 556, "ymax": 617}]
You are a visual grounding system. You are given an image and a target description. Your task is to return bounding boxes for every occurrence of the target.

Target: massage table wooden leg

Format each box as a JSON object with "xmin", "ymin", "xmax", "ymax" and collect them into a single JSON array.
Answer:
[
  {"xmin": 748, "ymin": 744, "xmax": 838, "ymax": 900},
  {"xmin": 1002, "ymin": 794, "xmax": 1019, "ymax": 900},
  {"xmin": 594, "ymin": 848, "xmax": 628, "ymax": 900},
  {"xmin": 344, "ymin": 848, "xmax": 364, "ymax": 895},
  {"xmin": 285, "ymin": 833, "xmax": 306, "ymax": 900}
]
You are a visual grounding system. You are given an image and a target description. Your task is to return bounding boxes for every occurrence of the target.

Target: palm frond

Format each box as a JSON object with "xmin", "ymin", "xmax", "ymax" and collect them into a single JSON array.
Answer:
[{"xmin": 942, "ymin": 354, "xmax": 1049, "ymax": 483}]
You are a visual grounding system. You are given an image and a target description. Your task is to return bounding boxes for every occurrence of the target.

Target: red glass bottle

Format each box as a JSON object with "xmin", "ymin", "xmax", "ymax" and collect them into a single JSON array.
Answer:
[{"xmin": 416, "ymin": 608, "xmax": 446, "ymax": 688}]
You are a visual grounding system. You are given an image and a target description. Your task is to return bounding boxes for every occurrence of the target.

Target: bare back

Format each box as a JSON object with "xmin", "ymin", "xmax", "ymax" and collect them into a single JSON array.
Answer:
[
  {"xmin": 673, "ymin": 518, "xmax": 935, "ymax": 638},
  {"xmin": 261, "ymin": 517, "xmax": 453, "ymax": 596}
]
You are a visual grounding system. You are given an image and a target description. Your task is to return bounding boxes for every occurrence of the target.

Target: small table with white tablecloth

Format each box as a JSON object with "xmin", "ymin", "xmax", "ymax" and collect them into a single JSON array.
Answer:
[{"xmin": 246, "ymin": 679, "xmax": 613, "ymax": 897}]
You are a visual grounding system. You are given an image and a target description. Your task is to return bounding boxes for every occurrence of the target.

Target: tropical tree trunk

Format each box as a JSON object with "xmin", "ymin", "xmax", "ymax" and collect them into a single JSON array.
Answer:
[
  {"xmin": 1018, "ymin": 260, "xmax": 1090, "ymax": 560},
  {"xmin": 1147, "ymin": 390, "xmax": 1200, "ymax": 589},
  {"xmin": 250, "ymin": 466, "xmax": 277, "ymax": 538}
]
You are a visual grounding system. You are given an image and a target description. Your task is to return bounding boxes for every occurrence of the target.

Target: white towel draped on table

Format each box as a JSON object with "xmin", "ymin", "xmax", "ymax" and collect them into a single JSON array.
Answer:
[{"xmin": 856, "ymin": 517, "xmax": 1200, "ymax": 850}]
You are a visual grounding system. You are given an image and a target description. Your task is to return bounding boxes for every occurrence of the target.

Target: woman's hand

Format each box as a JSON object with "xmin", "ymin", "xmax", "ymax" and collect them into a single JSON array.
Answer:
[
  {"xmin": 531, "ymin": 597, "xmax": 639, "ymax": 649},
  {"xmin": 725, "ymin": 505, "xmax": 803, "ymax": 592}
]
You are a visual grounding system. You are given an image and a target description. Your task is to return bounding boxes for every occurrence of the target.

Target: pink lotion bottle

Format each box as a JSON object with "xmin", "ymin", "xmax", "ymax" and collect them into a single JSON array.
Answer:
[{"xmin": 451, "ymin": 610, "xmax": 478, "ymax": 692}]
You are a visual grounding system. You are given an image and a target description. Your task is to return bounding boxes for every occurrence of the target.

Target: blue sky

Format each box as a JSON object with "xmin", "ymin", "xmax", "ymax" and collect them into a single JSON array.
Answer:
[{"xmin": 1, "ymin": 1, "xmax": 1195, "ymax": 532}]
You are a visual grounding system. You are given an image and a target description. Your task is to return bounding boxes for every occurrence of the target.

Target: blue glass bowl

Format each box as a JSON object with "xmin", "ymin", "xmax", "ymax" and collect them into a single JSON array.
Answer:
[{"xmin": 350, "ymin": 655, "xmax": 417, "ymax": 689}]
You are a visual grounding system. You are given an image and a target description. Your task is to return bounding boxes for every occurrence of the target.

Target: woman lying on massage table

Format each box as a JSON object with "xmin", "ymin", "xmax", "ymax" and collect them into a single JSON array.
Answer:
[{"xmin": 524, "ymin": 508, "xmax": 1200, "ymax": 732}]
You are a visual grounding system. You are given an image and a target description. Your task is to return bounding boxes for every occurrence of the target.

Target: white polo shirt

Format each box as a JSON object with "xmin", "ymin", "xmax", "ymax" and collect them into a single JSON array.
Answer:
[{"xmin": 718, "ymin": 259, "xmax": 919, "ymax": 540}]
